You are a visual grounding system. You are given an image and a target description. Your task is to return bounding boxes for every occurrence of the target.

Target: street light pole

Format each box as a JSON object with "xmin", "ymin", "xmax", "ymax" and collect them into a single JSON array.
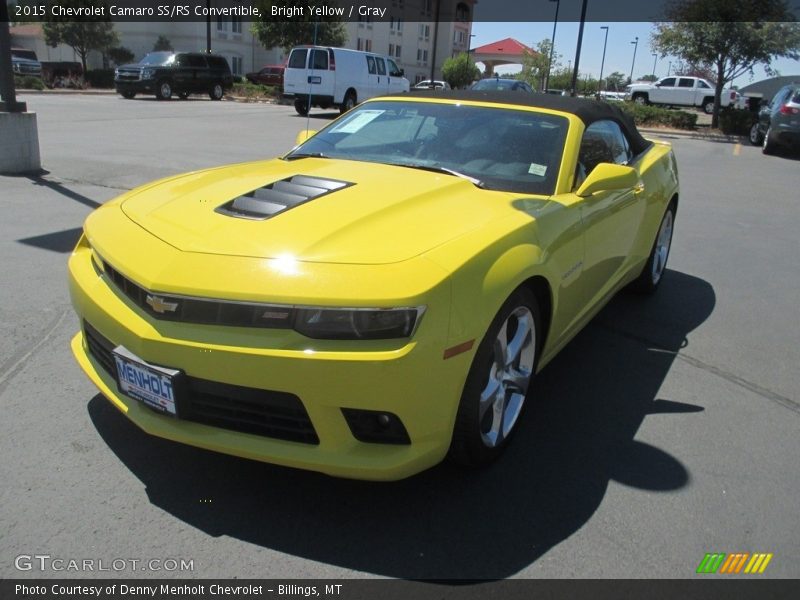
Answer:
[
  {"xmin": 545, "ymin": 0, "xmax": 560, "ymax": 92},
  {"xmin": 598, "ymin": 26, "xmax": 609, "ymax": 93},
  {"xmin": 570, "ymin": 0, "xmax": 589, "ymax": 97},
  {"xmin": 629, "ymin": 36, "xmax": 639, "ymax": 84},
  {"xmin": 652, "ymin": 53, "xmax": 658, "ymax": 77},
  {"xmin": 667, "ymin": 61, "xmax": 672, "ymax": 76}
]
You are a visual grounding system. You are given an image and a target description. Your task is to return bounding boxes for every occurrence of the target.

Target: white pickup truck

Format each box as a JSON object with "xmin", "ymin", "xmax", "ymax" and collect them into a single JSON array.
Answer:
[{"xmin": 625, "ymin": 76, "xmax": 736, "ymax": 114}]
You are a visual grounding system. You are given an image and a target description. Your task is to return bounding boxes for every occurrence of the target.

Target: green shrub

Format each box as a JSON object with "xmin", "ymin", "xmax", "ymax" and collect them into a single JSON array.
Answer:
[
  {"xmin": 84, "ymin": 69, "xmax": 115, "ymax": 89},
  {"xmin": 13, "ymin": 75, "xmax": 46, "ymax": 90},
  {"xmin": 620, "ymin": 102, "xmax": 698, "ymax": 130},
  {"xmin": 230, "ymin": 81, "xmax": 279, "ymax": 100},
  {"xmin": 718, "ymin": 107, "xmax": 757, "ymax": 135}
]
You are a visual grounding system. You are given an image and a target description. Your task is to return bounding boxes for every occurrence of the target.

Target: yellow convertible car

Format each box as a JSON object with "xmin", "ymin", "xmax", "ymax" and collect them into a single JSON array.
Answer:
[{"xmin": 68, "ymin": 92, "xmax": 679, "ymax": 480}]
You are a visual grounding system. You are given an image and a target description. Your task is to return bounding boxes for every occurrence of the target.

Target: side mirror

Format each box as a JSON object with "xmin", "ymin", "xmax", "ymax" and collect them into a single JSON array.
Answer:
[
  {"xmin": 294, "ymin": 129, "xmax": 317, "ymax": 146},
  {"xmin": 398, "ymin": 69, "xmax": 405, "ymax": 77},
  {"xmin": 654, "ymin": 82, "xmax": 662, "ymax": 87},
  {"xmin": 576, "ymin": 163, "xmax": 639, "ymax": 197}
]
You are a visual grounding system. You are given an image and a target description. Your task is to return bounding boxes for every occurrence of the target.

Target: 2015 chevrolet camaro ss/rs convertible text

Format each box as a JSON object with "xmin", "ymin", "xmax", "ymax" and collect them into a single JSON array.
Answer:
[{"xmin": 68, "ymin": 92, "xmax": 679, "ymax": 480}]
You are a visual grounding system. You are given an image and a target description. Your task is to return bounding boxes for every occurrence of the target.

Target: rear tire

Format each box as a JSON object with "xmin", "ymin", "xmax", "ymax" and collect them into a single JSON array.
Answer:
[
  {"xmin": 702, "ymin": 98, "xmax": 715, "ymax": 114},
  {"xmin": 448, "ymin": 288, "xmax": 541, "ymax": 467},
  {"xmin": 209, "ymin": 82, "xmax": 224, "ymax": 101},
  {"xmin": 294, "ymin": 97, "xmax": 310, "ymax": 116},
  {"xmin": 339, "ymin": 90, "xmax": 357, "ymax": 114},
  {"xmin": 762, "ymin": 126, "xmax": 778, "ymax": 155},
  {"xmin": 630, "ymin": 202, "xmax": 676, "ymax": 294},
  {"xmin": 178, "ymin": 91, "xmax": 190, "ymax": 100}
]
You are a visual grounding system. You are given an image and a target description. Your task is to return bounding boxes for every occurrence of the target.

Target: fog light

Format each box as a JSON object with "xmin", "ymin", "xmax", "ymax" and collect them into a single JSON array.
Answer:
[{"xmin": 341, "ymin": 408, "xmax": 411, "ymax": 445}]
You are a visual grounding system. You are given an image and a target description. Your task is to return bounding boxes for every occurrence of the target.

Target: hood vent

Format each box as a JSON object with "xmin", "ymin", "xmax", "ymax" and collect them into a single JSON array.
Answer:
[{"xmin": 216, "ymin": 175, "xmax": 352, "ymax": 220}]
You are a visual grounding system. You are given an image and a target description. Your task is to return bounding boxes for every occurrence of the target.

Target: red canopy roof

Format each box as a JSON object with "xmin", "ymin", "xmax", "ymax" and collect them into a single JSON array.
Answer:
[{"xmin": 471, "ymin": 37, "xmax": 534, "ymax": 56}]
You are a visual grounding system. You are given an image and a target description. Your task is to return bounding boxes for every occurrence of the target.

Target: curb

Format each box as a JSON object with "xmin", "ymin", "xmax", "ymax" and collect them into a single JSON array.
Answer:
[
  {"xmin": 16, "ymin": 88, "xmax": 117, "ymax": 95},
  {"xmin": 639, "ymin": 127, "xmax": 745, "ymax": 144}
]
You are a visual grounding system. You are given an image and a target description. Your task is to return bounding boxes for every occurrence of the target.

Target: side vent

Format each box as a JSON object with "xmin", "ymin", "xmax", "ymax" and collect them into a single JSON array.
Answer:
[{"xmin": 216, "ymin": 175, "xmax": 352, "ymax": 220}]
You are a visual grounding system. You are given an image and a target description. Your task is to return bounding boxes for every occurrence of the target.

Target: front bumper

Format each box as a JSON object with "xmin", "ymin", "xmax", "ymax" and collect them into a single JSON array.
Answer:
[
  {"xmin": 115, "ymin": 80, "xmax": 155, "ymax": 94},
  {"xmin": 68, "ymin": 237, "xmax": 468, "ymax": 481}
]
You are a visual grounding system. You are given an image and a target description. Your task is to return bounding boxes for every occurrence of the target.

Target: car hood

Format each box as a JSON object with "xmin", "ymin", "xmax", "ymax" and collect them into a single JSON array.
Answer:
[{"xmin": 120, "ymin": 158, "xmax": 514, "ymax": 265}]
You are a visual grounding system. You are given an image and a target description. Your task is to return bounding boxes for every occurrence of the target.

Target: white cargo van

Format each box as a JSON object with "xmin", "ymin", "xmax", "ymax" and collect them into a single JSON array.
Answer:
[{"xmin": 283, "ymin": 46, "xmax": 410, "ymax": 116}]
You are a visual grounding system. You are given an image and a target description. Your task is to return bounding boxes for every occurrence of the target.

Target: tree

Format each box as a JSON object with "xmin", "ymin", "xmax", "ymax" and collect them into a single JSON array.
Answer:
[
  {"xmin": 253, "ymin": 0, "xmax": 347, "ymax": 53},
  {"xmin": 42, "ymin": 1, "xmax": 117, "ymax": 74},
  {"xmin": 651, "ymin": 0, "xmax": 800, "ymax": 128},
  {"xmin": 639, "ymin": 74, "xmax": 658, "ymax": 82},
  {"xmin": 604, "ymin": 71, "xmax": 627, "ymax": 91},
  {"xmin": 442, "ymin": 52, "xmax": 480, "ymax": 89},
  {"xmin": 672, "ymin": 60, "xmax": 717, "ymax": 81},
  {"xmin": 152, "ymin": 35, "xmax": 173, "ymax": 52},
  {"xmin": 107, "ymin": 46, "xmax": 134, "ymax": 67},
  {"xmin": 517, "ymin": 39, "xmax": 560, "ymax": 91}
]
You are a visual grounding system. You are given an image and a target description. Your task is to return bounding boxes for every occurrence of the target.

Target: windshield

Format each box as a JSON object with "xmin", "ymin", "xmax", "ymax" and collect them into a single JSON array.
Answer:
[
  {"xmin": 472, "ymin": 79, "xmax": 517, "ymax": 91},
  {"xmin": 286, "ymin": 100, "xmax": 568, "ymax": 195},
  {"xmin": 139, "ymin": 52, "xmax": 175, "ymax": 66}
]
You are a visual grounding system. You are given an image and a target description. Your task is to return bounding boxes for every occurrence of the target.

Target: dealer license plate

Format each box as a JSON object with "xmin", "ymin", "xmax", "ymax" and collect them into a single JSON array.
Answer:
[{"xmin": 113, "ymin": 346, "xmax": 180, "ymax": 416}]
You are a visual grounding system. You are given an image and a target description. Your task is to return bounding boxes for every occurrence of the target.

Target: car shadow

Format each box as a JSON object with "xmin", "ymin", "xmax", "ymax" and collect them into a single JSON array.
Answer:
[
  {"xmin": 299, "ymin": 111, "xmax": 341, "ymax": 122},
  {"xmin": 87, "ymin": 269, "xmax": 714, "ymax": 579}
]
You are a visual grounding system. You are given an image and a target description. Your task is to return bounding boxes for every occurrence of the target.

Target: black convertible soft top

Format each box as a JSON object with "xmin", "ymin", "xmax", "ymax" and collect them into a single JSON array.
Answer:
[{"xmin": 408, "ymin": 90, "xmax": 652, "ymax": 156}]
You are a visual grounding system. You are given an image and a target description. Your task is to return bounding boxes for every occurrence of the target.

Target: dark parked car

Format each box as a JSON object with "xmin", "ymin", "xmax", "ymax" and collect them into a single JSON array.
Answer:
[
  {"xmin": 11, "ymin": 48, "xmax": 42, "ymax": 77},
  {"xmin": 114, "ymin": 52, "xmax": 233, "ymax": 101},
  {"xmin": 749, "ymin": 84, "xmax": 800, "ymax": 155},
  {"xmin": 245, "ymin": 65, "xmax": 285, "ymax": 87},
  {"xmin": 470, "ymin": 78, "xmax": 535, "ymax": 93}
]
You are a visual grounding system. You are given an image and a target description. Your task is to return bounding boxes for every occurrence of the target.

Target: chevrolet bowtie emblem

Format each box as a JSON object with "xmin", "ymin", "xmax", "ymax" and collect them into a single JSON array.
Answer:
[{"xmin": 146, "ymin": 294, "xmax": 179, "ymax": 314}]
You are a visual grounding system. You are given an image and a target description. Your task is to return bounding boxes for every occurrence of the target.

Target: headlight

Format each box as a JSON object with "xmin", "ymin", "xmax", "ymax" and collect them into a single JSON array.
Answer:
[
  {"xmin": 294, "ymin": 307, "xmax": 425, "ymax": 340},
  {"xmin": 141, "ymin": 68, "xmax": 155, "ymax": 80}
]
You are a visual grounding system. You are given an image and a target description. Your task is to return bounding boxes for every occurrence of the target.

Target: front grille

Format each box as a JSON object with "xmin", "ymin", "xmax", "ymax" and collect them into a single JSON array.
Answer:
[
  {"xmin": 102, "ymin": 261, "xmax": 294, "ymax": 329},
  {"xmin": 83, "ymin": 321, "xmax": 319, "ymax": 445},
  {"xmin": 116, "ymin": 70, "xmax": 141, "ymax": 81}
]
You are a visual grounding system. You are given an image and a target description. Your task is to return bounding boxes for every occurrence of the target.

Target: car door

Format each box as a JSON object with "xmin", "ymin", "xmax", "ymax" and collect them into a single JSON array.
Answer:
[
  {"xmin": 650, "ymin": 77, "xmax": 676, "ymax": 103},
  {"xmin": 172, "ymin": 54, "xmax": 193, "ymax": 91},
  {"xmin": 373, "ymin": 56, "xmax": 390, "ymax": 96},
  {"xmin": 308, "ymin": 48, "xmax": 333, "ymax": 101},
  {"xmin": 577, "ymin": 120, "xmax": 645, "ymax": 306},
  {"xmin": 676, "ymin": 78, "xmax": 696, "ymax": 105},
  {"xmin": 387, "ymin": 58, "xmax": 407, "ymax": 93}
]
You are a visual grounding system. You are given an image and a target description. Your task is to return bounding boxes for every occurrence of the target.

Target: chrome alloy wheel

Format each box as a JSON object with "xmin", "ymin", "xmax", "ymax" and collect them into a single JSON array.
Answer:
[
  {"xmin": 159, "ymin": 82, "xmax": 171, "ymax": 99},
  {"xmin": 479, "ymin": 306, "xmax": 536, "ymax": 448},
  {"xmin": 651, "ymin": 210, "xmax": 674, "ymax": 285}
]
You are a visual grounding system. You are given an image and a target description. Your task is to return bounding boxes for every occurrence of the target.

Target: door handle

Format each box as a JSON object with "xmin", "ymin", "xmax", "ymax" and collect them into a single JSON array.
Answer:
[{"xmin": 634, "ymin": 182, "xmax": 645, "ymax": 195}]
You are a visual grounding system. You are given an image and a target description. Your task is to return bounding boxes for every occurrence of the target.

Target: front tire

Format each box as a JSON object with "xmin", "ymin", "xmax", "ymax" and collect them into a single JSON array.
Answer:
[
  {"xmin": 449, "ymin": 288, "xmax": 541, "ymax": 467},
  {"xmin": 749, "ymin": 122, "xmax": 764, "ymax": 146},
  {"xmin": 630, "ymin": 202, "xmax": 676, "ymax": 294},
  {"xmin": 633, "ymin": 93, "xmax": 649, "ymax": 106},
  {"xmin": 209, "ymin": 82, "xmax": 224, "ymax": 101},
  {"xmin": 762, "ymin": 126, "xmax": 778, "ymax": 155},
  {"xmin": 155, "ymin": 80, "xmax": 172, "ymax": 100},
  {"xmin": 120, "ymin": 91, "xmax": 136, "ymax": 99}
]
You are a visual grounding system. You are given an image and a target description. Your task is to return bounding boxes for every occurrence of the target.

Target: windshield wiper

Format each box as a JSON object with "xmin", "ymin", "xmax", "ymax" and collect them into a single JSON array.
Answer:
[
  {"xmin": 398, "ymin": 163, "xmax": 484, "ymax": 188},
  {"xmin": 284, "ymin": 152, "xmax": 329, "ymax": 161}
]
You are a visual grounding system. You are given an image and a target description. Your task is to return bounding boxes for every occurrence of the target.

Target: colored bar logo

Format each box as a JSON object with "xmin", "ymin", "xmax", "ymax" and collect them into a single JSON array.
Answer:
[{"xmin": 696, "ymin": 553, "xmax": 773, "ymax": 574}]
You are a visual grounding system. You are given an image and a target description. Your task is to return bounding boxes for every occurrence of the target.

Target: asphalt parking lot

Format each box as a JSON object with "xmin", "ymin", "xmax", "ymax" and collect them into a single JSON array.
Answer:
[{"xmin": 1, "ymin": 94, "xmax": 799, "ymax": 580}]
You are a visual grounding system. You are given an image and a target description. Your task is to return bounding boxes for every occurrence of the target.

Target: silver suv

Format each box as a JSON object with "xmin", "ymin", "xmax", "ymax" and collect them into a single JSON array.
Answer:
[{"xmin": 749, "ymin": 84, "xmax": 800, "ymax": 155}]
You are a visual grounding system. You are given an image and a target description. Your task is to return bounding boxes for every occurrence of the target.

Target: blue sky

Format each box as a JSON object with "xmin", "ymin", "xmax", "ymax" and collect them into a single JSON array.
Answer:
[{"xmin": 471, "ymin": 22, "xmax": 800, "ymax": 86}]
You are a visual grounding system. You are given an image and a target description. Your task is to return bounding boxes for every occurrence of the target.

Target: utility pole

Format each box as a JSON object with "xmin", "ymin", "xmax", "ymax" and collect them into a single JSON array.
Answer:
[
  {"xmin": 569, "ymin": 0, "xmax": 589, "ymax": 97},
  {"xmin": 598, "ymin": 26, "xmax": 609, "ymax": 93},
  {"xmin": 545, "ymin": 0, "xmax": 560, "ymax": 92},
  {"xmin": 629, "ymin": 36, "xmax": 639, "ymax": 84}
]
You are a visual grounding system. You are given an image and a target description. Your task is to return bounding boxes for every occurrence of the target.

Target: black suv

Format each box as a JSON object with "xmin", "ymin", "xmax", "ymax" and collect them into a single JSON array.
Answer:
[{"xmin": 115, "ymin": 52, "xmax": 233, "ymax": 100}]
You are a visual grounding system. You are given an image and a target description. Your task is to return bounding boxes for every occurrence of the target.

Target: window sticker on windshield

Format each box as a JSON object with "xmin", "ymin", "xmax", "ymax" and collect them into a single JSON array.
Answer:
[
  {"xmin": 332, "ymin": 110, "xmax": 385, "ymax": 133},
  {"xmin": 528, "ymin": 163, "xmax": 548, "ymax": 177}
]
